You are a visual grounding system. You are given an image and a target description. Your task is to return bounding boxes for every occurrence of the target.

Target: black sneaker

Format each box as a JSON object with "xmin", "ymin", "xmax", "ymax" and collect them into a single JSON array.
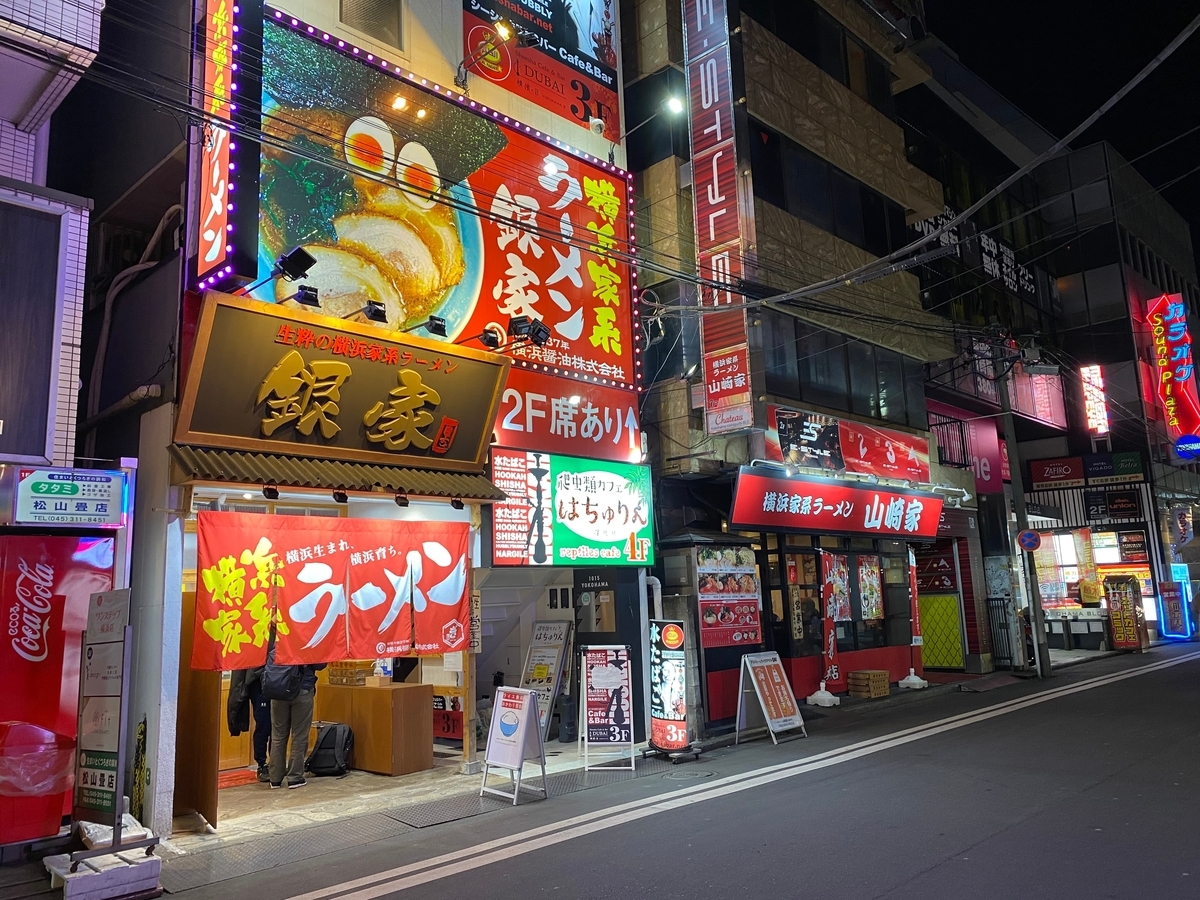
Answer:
[
  {"xmin": 287, "ymin": 777, "xmax": 307, "ymax": 789},
  {"xmin": 270, "ymin": 782, "xmax": 283, "ymax": 789},
  {"xmin": 257, "ymin": 765, "xmax": 270, "ymax": 783}
]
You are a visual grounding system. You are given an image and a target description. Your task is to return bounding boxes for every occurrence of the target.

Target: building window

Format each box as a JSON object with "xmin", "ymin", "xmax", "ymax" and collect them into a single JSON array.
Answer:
[
  {"xmin": 763, "ymin": 310, "xmax": 799, "ymax": 397},
  {"xmin": 797, "ymin": 325, "xmax": 848, "ymax": 410},
  {"xmin": 341, "ymin": 0, "xmax": 402, "ymax": 51}
]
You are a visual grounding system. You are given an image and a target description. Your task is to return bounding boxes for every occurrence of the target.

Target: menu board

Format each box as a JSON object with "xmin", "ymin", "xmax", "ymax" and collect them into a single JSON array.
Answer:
[
  {"xmin": 518, "ymin": 621, "xmax": 572, "ymax": 740},
  {"xmin": 858, "ymin": 556, "xmax": 883, "ymax": 620},
  {"xmin": 786, "ymin": 554, "xmax": 820, "ymax": 643},
  {"xmin": 821, "ymin": 552, "xmax": 851, "ymax": 621},
  {"xmin": 696, "ymin": 545, "xmax": 763, "ymax": 649},
  {"xmin": 1118, "ymin": 531, "xmax": 1148, "ymax": 562}
]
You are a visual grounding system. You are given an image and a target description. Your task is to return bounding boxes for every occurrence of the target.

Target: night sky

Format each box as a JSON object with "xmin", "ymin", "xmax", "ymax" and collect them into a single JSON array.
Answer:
[{"xmin": 924, "ymin": 0, "xmax": 1200, "ymax": 268}]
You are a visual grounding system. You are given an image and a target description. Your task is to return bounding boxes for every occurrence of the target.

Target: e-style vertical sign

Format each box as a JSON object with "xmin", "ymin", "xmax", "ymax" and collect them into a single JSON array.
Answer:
[
  {"xmin": 684, "ymin": 0, "xmax": 754, "ymax": 434},
  {"xmin": 74, "ymin": 590, "xmax": 131, "ymax": 822},
  {"xmin": 581, "ymin": 645, "xmax": 635, "ymax": 770}
]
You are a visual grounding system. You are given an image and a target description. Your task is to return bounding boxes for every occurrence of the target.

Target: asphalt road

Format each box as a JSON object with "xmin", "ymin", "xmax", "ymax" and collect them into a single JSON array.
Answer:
[{"xmin": 175, "ymin": 645, "xmax": 1200, "ymax": 900}]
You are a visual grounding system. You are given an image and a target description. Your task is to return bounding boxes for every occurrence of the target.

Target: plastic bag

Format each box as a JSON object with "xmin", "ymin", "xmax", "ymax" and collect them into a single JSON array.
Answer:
[
  {"xmin": 0, "ymin": 743, "xmax": 74, "ymax": 797},
  {"xmin": 79, "ymin": 814, "xmax": 152, "ymax": 850}
]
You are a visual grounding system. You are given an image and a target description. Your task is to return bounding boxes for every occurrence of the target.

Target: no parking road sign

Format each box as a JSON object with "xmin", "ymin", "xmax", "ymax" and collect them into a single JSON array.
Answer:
[{"xmin": 1017, "ymin": 529, "xmax": 1041, "ymax": 551}]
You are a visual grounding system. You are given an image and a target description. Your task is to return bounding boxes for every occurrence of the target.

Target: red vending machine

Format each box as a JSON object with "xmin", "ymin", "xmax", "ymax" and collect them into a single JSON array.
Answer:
[{"xmin": 0, "ymin": 465, "xmax": 131, "ymax": 846}]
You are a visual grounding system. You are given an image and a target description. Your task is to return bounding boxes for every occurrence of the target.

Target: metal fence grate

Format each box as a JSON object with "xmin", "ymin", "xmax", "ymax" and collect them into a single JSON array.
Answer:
[{"xmin": 986, "ymin": 598, "xmax": 1015, "ymax": 668}]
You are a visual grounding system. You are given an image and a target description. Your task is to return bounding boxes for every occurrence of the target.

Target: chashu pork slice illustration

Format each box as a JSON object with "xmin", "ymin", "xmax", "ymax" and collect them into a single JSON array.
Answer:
[
  {"xmin": 276, "ymin": 244, "xmax": 406, "ymax": 325},
  {"xmin": 333, "ymin": 212, "xmax": 442, "ymax": 307}
]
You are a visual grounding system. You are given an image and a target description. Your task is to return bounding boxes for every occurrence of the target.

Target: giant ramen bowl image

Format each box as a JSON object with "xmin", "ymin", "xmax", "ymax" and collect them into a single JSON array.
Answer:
[{"xmin": 259, "ymin": 21, "xmax": 506, "ymax": 330}]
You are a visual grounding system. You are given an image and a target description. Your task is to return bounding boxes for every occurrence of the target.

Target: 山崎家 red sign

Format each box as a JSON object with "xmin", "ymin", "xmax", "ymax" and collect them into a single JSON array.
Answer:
[{"xmin": 729, "ymin": 468, "xmax": 943, "ymax": 539}]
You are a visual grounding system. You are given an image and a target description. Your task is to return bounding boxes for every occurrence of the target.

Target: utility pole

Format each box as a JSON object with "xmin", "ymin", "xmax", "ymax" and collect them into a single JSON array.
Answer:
[{"xmin": 994, "ymin": 347, "xmax": 1052, "ymax": 678}]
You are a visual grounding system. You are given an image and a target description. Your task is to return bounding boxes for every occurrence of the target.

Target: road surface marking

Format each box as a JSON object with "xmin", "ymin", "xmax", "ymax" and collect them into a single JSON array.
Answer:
[{"xmin": 286, "ymin": 650, "xmax": 1200, "ymax": 900}]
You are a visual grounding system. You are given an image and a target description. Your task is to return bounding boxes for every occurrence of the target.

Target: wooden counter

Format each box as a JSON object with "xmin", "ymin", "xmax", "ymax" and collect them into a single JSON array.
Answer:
[{"xmin": 313, "ymin": 683, "xmax": 434, "ymax": 776}]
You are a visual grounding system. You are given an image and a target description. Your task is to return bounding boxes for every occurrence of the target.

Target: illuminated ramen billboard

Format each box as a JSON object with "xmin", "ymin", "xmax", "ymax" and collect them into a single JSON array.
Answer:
[{"xmin": 251, "ymin": 12, "xmax": 636, "ymax": 390}]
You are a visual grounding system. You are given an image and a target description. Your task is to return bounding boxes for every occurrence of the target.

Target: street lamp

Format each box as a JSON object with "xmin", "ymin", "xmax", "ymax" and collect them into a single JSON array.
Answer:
[{"xmin": 608, "ymin": 96, "xmax": 685, "ymax": 163}]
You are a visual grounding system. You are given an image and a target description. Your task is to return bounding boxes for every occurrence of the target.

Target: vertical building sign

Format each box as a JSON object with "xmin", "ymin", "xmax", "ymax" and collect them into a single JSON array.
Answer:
[
  {"xmin": 684, "ymin": 0, "xmax": 752, "ymax": 434},
  {"xmin": 197, "ymin": 0, "xmax": 232, "ymax": 278},
  {"xmin": 1145, "ymin": 293, "xmax": 1200, "ymax": 439},
  {"xmin": 1080, "ymin": 365, "xmax": 1110, "ymax": 435}
]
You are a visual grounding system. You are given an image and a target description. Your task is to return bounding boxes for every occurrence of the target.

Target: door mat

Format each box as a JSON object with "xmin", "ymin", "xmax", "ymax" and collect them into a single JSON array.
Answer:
[
  {"xmin": 958, "ymin": 674, "xmax": 1020, "ymax": 692},
  {"xmin": 217, "ymin": 769, "xmax": 260, "ymax": 790}
]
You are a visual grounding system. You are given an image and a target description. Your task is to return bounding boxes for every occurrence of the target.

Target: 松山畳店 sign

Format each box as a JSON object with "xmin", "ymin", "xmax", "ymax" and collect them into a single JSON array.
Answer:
[
  {"xmin": 14, "ymin": 469, "xmax": 128, "ymax": 527},
  {"xmin": 176, "ymin": 294, "xmax": 509, "ymax": 471},
  {"xmin": 491, "ymin": 451, "xmax": 654, "ymax": 566}
]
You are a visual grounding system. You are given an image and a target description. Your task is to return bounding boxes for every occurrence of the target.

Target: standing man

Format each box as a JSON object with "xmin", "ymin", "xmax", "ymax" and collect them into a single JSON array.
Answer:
[
  {"xmin": 268, "ymin": 662, "xmax": 325, "ymax": 789},
  {"xmin": 226, "ymin": 666, "xmax": 272, "ymax": 782}
]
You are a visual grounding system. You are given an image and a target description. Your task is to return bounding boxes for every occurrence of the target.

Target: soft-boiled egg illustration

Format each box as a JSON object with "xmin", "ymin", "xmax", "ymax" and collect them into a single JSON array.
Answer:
[
  {"xmin": 396, "ymin": 141, "xmax": 440, "ymax": 210},
  {"xmin": 343, "ymin": 115, "xmax": 396, "ymax": 175}
]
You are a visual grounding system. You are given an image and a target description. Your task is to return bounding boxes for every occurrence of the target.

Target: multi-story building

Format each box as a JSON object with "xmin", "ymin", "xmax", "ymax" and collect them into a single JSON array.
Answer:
[
  {"xmin": 898, "ymin": 29, "xmax": 1200, "ymax": 665},
  {"xmin": 627, "ymin": 0, "xmax": 986, "ymax": 735}
]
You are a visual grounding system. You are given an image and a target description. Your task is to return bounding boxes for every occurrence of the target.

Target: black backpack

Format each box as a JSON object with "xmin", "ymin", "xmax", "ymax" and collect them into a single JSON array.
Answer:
[
  {"xmin": 306, "ymin": 723, "xmax": 353, "ymax": 776},
  {"xmin": 261, "ymin": 642, "xmax": 301, "ymax": 701}
]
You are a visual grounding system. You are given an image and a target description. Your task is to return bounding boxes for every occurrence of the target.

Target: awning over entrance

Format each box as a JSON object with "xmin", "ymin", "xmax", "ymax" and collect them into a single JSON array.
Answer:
[{"xmin": 169, "ymin": 444, "xmax": 507, "ymax": 502}]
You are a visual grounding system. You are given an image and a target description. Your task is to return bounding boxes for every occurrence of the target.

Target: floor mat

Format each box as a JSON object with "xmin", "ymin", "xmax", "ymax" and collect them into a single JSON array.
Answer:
[
  {"xmin": 218, "ymin": 769, "xmax": 260, "ymax": 789},
  {"xmin": 958, "ymin": 673, "xmax": 1020, "ymax": 692}
]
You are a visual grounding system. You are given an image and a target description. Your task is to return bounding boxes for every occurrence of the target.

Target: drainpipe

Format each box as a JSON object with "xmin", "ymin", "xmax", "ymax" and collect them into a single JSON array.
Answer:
[
  {"xmin": 646, "ymin": 574, "xmax": 663, "ymax": 619},
  {"xmin": 81, "ymin": 384, "xmax": 163, "ymax": 434}
]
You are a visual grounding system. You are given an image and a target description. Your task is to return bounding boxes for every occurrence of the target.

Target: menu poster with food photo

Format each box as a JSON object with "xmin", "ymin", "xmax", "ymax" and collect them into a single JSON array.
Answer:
[
  {"xmin": 696, "ymin": 545, "xmax": 762, "ymax": 649},
  {"xmin": 821, "ymin": 552, "xmax": 851, "ymax": 622},
  {"xmin": 858, "ymin": 556, "xmax": 883, "ymax": 620},
  {"xmin": 256, "ymin": 17, "xmax": 634, "ymax": 387}
]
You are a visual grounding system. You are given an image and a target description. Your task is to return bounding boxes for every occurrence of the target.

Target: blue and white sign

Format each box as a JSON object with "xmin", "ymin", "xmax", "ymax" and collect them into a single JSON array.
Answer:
[
  {"xmin": 1017, "ymin": 529, "xmax": 1041, "ymax": 552},
  {"xmin": 1175, "ymin": 435, "xmax": 1200, "ymax": 460},
  {"xmin": 15, "ymin": 468, "xmax": 128, "ymax": 527}
]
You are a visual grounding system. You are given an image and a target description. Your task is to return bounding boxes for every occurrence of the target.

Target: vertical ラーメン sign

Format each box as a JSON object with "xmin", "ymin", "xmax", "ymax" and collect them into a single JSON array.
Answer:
[{"xmin": 684, "ymin": 0, "xmax": 753, "ymax": 434}]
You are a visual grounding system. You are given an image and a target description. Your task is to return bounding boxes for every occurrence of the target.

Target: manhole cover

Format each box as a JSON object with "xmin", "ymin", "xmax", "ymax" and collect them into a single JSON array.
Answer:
[{"xmin": 662, "ymin": 770, "xmax": 716, "ymax": 780}]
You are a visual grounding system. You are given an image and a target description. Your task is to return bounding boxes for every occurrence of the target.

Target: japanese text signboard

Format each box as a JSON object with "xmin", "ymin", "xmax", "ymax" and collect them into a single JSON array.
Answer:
[
  {"xmin": 176, "ymin": 294, "xmax": 509, "ymax": 471},
  {"xmin": 648, "ymin": 621, "xmax": 689, "ymax": 751},
  {"xmin": 490, "ymin": 450, "xmax": 654, "ymax": 566},
  {"xmin": 582, "ymin": 645, "xmax": 633, "ymax": 747},
  {"xmin": 196, "ymin": 0, "xmax": 232, "ymax": 279},
  {"xmin": 1144, "ymin": 293, "xmax": 1200, "ymax": 439},
  {"xmin": 14, "ymin": 469, "xmax": 128, "ymax": 527},
  {"xmin": 493, "ymin": 366, "xmax": 641, "ymax": 462},
  {"xmin": 696, "ymin": 544, "xmax": 762, "ymax": 649},
  {"xmin": 684, "ymin": 0, "xmax": 753, "ymax": 434},
  {"xmin": 766, "ymin": 405, "xmax": 930, "ymax": 482},
  {"xmin": 737, "ymin": 651, "xmax": 804, "ymax": 741},
  {"xmin": 461, "ymin": 1, "xmax": 620, "ymax": 142},
  {"xmin": 518, "ymin": 620, "xmax": 571, "ymax": 740},
  {"xmin": 191, "ymin": 512, "xmax": 470, "ymax": 669},
  {"xmin": 729, "ymin": 468, "xmax": 944, "ymax": 539},
  {"xmin": 255, "ymin": 17, "xmax": 636, "ymax": 392}
]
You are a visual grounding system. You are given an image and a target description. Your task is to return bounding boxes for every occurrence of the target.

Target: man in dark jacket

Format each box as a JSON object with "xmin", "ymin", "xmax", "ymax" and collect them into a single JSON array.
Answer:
[
  {"xmin": 269, "ymin": 663, "xmax": 325, "ymax": 789},
  {"xmin": 228, "ymin": 667, "xmax": 272, "ymax": 782}
]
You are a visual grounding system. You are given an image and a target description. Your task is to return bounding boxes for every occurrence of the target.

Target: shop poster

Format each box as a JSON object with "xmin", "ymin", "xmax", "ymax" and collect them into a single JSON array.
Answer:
[
  {"xmin": 581, "ymin": 645, "xmax": 634, "ymax": 770},
  {"xmin": 518, "ymin": 620, "xmax": 572, "ymax": 740},
  {"xmin": 191, "ymin": 512, "xmax": 470, "ymax": 668},
  {"xmin": 858, "ymin": 556, "xmax": 883, "ymax": 620},
  {"xmin": 822, "ymin": 552, "xmax": 851, "ymax": 621},
  {"xmin": 481, "ymin": 686, "xmax": 547, "ymax": 804},
  {"xmin": 648, "ymin": 621, "xmax": 689, "ymax": 751},
  {"xmin": 735, "ymin": 651, "xmax": 805, "ymax": 744},
  {"xmin": 696, "ymin": 545, "xmax": 762, "ymax": 649}
]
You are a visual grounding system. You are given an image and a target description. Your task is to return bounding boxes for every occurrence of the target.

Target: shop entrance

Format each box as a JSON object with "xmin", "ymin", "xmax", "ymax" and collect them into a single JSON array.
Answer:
[{"xmin": 172, "ymin": 489, "xmax": 479, "ymax": 840}]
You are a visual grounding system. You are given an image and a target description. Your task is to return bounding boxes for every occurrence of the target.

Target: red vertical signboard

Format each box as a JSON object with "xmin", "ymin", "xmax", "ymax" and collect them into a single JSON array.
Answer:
[{"xmin": 684, "ymin": 0, "xmax": 752, "ymax": 434}]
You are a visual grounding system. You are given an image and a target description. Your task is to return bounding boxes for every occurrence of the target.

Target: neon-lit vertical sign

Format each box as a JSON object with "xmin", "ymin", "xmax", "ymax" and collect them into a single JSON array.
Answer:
[
  {"xmin": 1080, "ymin": 364, "xmax": 1110, "ymax": 435},
  {"xmin": 197, "ymin": 0, "xmax": 233, "ymax": 279},
  {"xmin": 1146, "ymin": 293, "xmax": 1200, "ymax": 439},
  {"xmin": 683, "ymin": 0, "xmax": 753, "ymax": 434}
]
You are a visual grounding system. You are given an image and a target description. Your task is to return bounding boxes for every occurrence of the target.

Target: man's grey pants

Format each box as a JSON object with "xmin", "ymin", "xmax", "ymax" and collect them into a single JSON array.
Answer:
[{"xmin": 269, "ymin": 689, "xmax": 313, "ymax": 784}]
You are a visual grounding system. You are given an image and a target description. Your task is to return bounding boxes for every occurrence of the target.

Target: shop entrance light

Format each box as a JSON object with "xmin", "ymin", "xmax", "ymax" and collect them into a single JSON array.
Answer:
[
  {"xmin": 236, "ymin": 246, "xmax": 316, "ymax": 298},
  {"xmin": 332, "ymin": 488, "xmax": 349, "ymax": 504},
  {"xmin": 262, "ymin": 483, "xmax": 280, "ymax": 501},
  {"xmin": 342, "ymin": 300, "xmax": 389, "ymax": 324},
  {"xmin": 394, "ymin": 492, "xmax": 410, "ymax": 508},
  {"xmin": 403, "ymin": 315, "xmax": 447, "ymax": 337},
  {"xmin": 285, "ymin": 285, "xmax": 320, "ymax": 308},
  {"xmin": 507, "ymin": 315, "xmax": 532, "ymax": 339}
]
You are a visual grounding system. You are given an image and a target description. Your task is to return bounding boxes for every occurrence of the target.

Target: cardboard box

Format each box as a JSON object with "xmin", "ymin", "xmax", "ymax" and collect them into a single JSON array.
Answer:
[{"xmin": 847, "ymin": 669, "xmax": 890, "ymax": 699}]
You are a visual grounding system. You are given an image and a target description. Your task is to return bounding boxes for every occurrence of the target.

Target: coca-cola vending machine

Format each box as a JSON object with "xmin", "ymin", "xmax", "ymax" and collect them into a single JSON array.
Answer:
[{"xmin": 0, "ymin": 466, "xmax": 131, "ymax": 846}]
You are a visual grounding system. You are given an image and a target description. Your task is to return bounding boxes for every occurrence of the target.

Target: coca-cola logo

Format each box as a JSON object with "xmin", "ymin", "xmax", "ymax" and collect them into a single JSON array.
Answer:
[{"xmin": 9, "ymin": 558, "xmax": 55, "ymax": 662}]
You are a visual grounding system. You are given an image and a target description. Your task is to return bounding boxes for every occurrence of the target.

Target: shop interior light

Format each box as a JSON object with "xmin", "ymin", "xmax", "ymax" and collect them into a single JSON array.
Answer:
[
  {"xmin": 332, "ymin": 489, "xmax": 349, "ymax": 504},
  {"xmin": 394, "ymin": 491, "xmax": 409, "ymax": 508},
  {"xmin": 262, "ymin": 483, "xmax": 280, "ymax": 501},
  {"xmin": 451, "ymin": 496, "xmax": 465, "ymax": 510}
]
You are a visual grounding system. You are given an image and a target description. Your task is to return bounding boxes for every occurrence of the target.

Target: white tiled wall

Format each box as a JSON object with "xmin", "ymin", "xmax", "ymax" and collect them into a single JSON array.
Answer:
[
  {"xmin": 1, "ymin": 0, "xmax": 101, "ymax": 131},
  {"xmin": 0, "ymin": 119, "xmax": 35, "ymax": 181},
  {"xmin": 0, "ymin": 182, "xmax": 89, "ymax": 466}
]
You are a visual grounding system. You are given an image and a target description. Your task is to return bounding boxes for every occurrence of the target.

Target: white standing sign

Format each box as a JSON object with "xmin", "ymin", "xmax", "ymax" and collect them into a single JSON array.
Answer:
[
  {"xmin": 480, "ymin": 687, "xmax": 548, "ymax": 805},
  {"xmin": 519, "ymin": 620, "xmax": 572, "ymax": 741}
]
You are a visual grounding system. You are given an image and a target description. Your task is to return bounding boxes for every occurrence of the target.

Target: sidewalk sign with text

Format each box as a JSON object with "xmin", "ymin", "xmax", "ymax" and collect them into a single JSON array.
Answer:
[
  {"xmin": 648, "ymin": 621, "xmax": 690, "ymax": 751},
  {"xmin": 519, "ymin": 621, "xmax": 572, "ymax": 741},
  {"xmin": 480, "ymin": 687, "xmax": 547, "ymax": 805},
  {"xmin": 735, "ymin": 652, "xmax": 807, "ymax": 744},
  {"xmin": 580, "ymin": 645, "xmax": 635, "ymax": 771}
]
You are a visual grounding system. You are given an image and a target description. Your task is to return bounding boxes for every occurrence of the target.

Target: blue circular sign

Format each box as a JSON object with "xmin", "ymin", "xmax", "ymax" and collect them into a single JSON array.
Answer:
[
  {"xmin": 1017, "ymin": 529, "xmax": 1041, "ymax": 551},
  {"xmin": 1176, "ymin": 435, "xmax": 1200, "ymax": 459}
]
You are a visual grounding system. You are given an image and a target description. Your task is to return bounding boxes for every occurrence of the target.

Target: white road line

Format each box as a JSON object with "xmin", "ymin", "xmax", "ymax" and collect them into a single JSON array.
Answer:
[{"xmin": 285, "ymin": 650, "xmax": 1200, "ymax": 900}]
